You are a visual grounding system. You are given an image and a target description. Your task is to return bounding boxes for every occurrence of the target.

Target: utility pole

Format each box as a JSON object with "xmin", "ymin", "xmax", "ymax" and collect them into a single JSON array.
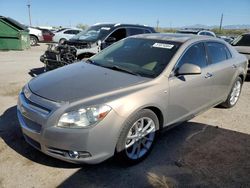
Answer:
[
  {"xmin": 219, "ymin": 13, "xmax": 223, "ymax": 31},
  {"xmin": 156, "ymin": 19, "xmax": 159, "ymax": 31},
  {"xmin": 27, "ymin": 0, "xmax": 32, "ymax": 26}
]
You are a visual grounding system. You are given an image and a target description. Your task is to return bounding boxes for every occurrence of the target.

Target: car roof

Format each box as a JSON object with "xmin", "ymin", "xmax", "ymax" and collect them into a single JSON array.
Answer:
[
  {"xmin": 93, "ymin": 23, "xmax": 154, "ymax": 29},
  {"xmin": 131, "ymin": 33, "xmax": 215, "ymax": 43},
  {"xmin": 64, "ymin": 28, "xmax": 81, "ymax": 31}
]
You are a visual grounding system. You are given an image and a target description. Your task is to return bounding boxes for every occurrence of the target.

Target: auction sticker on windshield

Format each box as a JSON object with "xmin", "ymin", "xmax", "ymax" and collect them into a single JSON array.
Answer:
[{"xmin": 152, "ymin": 43, "xmax": 174, "ymax": 49}]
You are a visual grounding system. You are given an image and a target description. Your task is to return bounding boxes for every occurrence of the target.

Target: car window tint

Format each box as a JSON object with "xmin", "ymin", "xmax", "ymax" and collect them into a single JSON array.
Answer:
[
  {"xmin": 64, "ymin": 30, "xmax": 73, "ymax": 34},
  {"xmin": 128, "ymin": 28, "xmax": 145, "ymax": 36},
  {"xmin": 232, "ymin": 35, "xmax": 250, "ymax": 46},
  {"xmin": 109, "ymin": 28, "xmax": 127, "ymax": 41},
  {"xmin": 198, "ymin": 32, "xmax": 206, "ymax": 36},
  {"xmin": 176, "ymin": 43, "xmax": 207, "ymax": 69},
  {"xmin": 206, "ymin": 42, "xmax": 228, "ymax": 64},
  {"xmin": 72, "ymin": 30, "xmax": 80, "ymax": 34},
  {"xmin": 205, "ymin": 32, "xmax": 214, "ymax": 36},
  {"xmin": 144, "ymin": 29, "xmax": 151, "ymax": 33}
]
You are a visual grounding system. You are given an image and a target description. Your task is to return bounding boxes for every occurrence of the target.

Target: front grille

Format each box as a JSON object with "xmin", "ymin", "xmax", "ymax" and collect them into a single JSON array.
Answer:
[
  {"xmin": 22, "ymin": 93, "xmax": 51, "ymax": 114},
  {"xmin": 22, "ymin": 114, "xmax": 42, "ymax": 133},
  {"xmin": 74, "ymin": 43, "xmax": 90, "ymax": 49},
  {"xmin": 24, "ymin": 134, "xmax": 41, "ymax": 150}
]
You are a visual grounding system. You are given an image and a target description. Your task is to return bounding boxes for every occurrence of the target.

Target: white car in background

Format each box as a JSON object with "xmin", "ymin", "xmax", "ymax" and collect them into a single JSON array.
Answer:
[
  {"xmin": 177, "ymin": 29, "xmax": 216, "ymax": 37},
  {"xmin": 53, "ymin": 28, "xmax": 82, "ymax": 44},
  {"xmin": 28, "ymin": 27, "xmax": 44, "ymax": 46}
]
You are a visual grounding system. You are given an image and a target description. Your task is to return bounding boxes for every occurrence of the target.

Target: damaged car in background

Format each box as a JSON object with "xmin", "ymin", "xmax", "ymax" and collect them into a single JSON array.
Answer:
[{"xmin": 40, "ymin": 23, "xmax": 156, "ymax": 71}]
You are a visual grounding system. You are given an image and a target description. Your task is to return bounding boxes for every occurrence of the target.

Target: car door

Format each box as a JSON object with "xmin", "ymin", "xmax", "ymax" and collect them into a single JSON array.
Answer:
[
  {"xmin": 205, "ymin": 42, "xmax": 237, "ymax": 104},
  {"xmin": 166, "ymin": 42, "xmax": 214, "ymax": 125},
  {"xmin": 63, "ymin": 30, "xmax": 76, "ymax": 40}
]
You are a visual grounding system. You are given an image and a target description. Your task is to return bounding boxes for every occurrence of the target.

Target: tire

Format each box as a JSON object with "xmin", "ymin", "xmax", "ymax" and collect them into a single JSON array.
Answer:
[
  {"xmin": 59, "ymin": 38, "xmax": 66, "ymax": 44},
  {"xmin": 221, "ymin": 77, "xmax": 242, "ymax": 108},
  {"xmin": 115, "ymin": 109, "xmax": 159, "ymax": 165},
  {"xmin": 30, "ymin": 35, "xmax": 38, "ymax": 46}
]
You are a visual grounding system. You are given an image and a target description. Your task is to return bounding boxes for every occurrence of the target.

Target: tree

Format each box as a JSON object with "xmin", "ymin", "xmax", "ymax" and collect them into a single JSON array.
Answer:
[{"xmin": 76, "ymin": 23, "xmax": 88, "ymax": 30}]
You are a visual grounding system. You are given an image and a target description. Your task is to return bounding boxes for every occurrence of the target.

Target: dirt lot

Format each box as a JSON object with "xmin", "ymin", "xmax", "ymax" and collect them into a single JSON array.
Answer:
[{"xmin": 0, "ymin": 44, "xmax": 250, "ymax": 188}]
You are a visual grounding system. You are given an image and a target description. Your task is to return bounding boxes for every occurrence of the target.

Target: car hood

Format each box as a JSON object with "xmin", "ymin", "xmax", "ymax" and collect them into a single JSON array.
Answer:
[
  {"xmin": 234, "ymin": 46, "xmax": 250, "ymax": 55},
  {"xmin": 29, "ymin": 62, "xmax": 150, "ymax": 103}
]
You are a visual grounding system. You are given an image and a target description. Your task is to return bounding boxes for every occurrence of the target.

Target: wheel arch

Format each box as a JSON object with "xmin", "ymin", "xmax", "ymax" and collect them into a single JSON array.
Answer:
[
  {"xmin": 144, "ymin": 106, "xmax": 164, "ymax": 130},
  {"xmin": 29, "ymin": 34, "xmax": 38, "ymax": 40}
]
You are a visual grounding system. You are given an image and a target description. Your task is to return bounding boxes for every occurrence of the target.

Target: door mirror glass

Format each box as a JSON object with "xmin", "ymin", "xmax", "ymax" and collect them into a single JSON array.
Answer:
[{"xmin": 176, "ymin": 63, "xmax": 201, "ymax": 76}]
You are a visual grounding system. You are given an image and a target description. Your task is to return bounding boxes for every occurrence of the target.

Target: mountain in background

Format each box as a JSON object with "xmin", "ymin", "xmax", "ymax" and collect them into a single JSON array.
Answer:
[{"xmin": 179, "ymin": 24, "xmax": 250, "ymax": 29}]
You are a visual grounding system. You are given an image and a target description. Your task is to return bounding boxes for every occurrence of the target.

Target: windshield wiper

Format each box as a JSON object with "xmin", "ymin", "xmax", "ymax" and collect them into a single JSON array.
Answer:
[
  {"xmin": 105, "ymin": 65, "xmax": 140, "ymax": 76},
  {"xmin": 86, "ymin": 59, "xmax": 103, "ymax": 67},
  {"xmin": 86, "ymin": 60, "xmax": 140, "ymax": 76}
]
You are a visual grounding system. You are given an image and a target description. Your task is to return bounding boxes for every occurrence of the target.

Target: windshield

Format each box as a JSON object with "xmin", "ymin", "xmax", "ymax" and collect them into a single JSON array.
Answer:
[
  {"xmin": 71, "ymin": 25, "xmax": 112, "ymax": 42},
  {"xmin": 90, "ymin": 38, "xmax": 181, "ymax": 78}
]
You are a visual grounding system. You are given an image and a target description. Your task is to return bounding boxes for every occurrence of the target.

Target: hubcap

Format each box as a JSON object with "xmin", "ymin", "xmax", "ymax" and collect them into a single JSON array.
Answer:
[
  {"xmin": 125, "ymin": 117, "xmax": 156, "ymax": 160},
  {"xmin": 229, "ymin": 80, "xmax": 241, "ymax": 106},
  {"xmin": 30, "ymin": 38, "xmax": 36, "ymax": 45}
]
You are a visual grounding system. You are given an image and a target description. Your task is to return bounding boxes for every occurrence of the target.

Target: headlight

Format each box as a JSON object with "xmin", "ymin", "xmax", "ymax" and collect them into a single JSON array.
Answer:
[{"xmin": 57, "ymin": 105, "xmax": 112, "ymax": 128}]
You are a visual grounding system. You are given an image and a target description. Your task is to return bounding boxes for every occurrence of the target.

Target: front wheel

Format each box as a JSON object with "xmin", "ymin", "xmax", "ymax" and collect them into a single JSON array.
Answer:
[
  {"xmin": 221, "ymin": 77, "xmax": 242, "ymax": 108},
  {"xmin": 115, "ymin": 109, "xmax": 159, "ymax": 165}
]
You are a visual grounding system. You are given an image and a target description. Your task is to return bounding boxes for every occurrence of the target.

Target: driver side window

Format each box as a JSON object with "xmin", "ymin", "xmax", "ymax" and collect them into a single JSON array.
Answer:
[
  {"xmin": 175, "ymin": 42, "xmax": 207, "ymax": 71},
  {"xmin": 108, "ymin": 28, "xmax": 127, "ymax": 42}
]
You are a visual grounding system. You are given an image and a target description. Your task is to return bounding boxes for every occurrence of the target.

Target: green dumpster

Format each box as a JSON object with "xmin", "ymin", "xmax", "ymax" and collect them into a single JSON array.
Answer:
[{"xmin": 0, "ymin": 16, "xmax": 30, "ymax": 50}]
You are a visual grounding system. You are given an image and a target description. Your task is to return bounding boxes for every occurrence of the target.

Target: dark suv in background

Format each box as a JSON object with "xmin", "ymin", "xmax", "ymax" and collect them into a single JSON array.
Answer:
[
  {"xmin": 40, "ymin": 23, "xmax": 156, "ymax": 71},
  {"xmin": 231, "ymin": 33, "xmax": 250, "ymax": 76}
]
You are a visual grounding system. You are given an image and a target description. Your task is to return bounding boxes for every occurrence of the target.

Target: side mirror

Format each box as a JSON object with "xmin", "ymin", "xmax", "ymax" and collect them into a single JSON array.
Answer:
[
  {"xmin": 105, "ymin": 36, "xmax": 117, "ymax": 43},
  {"xmin": 176, "ymin": 63, "xmax": 201, "ymax": 76}
]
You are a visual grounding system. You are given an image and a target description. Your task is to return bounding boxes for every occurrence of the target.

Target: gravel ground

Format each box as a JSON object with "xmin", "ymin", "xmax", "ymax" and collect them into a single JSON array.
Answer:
[{"xmin": 0, "ymin": 44, "xmax": 249, "ymax": 188}]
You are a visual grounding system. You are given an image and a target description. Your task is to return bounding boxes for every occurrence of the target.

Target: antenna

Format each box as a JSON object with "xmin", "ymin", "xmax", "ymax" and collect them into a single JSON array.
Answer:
[{"xmin": 27, "ymin": 0, "xmax": 32, "ymax": 26}]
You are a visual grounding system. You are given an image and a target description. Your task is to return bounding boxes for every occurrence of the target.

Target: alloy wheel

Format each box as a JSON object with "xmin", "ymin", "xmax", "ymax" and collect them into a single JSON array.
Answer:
[
  {"xmin": 229, "ymin": 80, "xmax": 241, "ymax": 106},
  {"xmin": 125, "ymin": 117, "xmax": 156, "ymax": 160}
]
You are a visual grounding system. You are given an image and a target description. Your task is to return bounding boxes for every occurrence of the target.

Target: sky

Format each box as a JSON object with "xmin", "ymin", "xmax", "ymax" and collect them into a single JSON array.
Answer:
[{"xmin": 0, "ymin": 0, "xmax": 250, "ymax": 28}]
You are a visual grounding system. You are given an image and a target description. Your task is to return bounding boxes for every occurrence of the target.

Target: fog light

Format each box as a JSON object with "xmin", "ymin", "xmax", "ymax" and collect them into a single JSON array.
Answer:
[{"xmin": 68, "ymin": 151, "xmax": 80, "ymax": 159}]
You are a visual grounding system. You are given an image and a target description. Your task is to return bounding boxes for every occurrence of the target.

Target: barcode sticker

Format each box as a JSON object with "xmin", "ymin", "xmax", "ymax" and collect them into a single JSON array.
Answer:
[{"xmin": 152, "ymin": 43, "xmax": 174, "ymax": 49}]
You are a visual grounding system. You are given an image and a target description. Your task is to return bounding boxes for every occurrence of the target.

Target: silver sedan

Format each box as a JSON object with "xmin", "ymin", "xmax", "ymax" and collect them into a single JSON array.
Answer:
[{"xmin": 17, "ymin": 33, "xmax": 248, "ymax": 164}]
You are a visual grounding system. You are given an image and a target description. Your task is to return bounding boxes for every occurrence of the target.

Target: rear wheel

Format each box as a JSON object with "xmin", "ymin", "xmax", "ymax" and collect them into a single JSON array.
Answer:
[
  {"xmin": 30, "ymin": 35, "xmax": 38, "ymax": 46},
  {"xmin": 221, "ymin": 77, "xmax": 242, "ymax": 108},
  {"xmin": 115, "ymin": 109, "xmax": 159, "ymax": 164}
]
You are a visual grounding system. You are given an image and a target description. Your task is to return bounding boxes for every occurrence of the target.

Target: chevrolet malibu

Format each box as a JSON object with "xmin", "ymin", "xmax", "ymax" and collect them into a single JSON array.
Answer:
[{"xmin": 17, "ymin": 34, "xmax": 248, "ymax": 164}]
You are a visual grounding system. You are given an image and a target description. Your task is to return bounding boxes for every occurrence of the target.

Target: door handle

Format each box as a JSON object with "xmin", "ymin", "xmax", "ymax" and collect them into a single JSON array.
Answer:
[
  {"xmin": 205, "ymin": 72, "xmax": 213, "ymax": 79},
  {"xmin": 232, "ymin": 64, "xmax": 237, "ymax": 69}
]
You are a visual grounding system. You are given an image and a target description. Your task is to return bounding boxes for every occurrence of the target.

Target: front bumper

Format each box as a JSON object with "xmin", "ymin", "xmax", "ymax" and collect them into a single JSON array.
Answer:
[{"xmin": 17, "ymin": 90, "xmax": 124, "ymax": 164}]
